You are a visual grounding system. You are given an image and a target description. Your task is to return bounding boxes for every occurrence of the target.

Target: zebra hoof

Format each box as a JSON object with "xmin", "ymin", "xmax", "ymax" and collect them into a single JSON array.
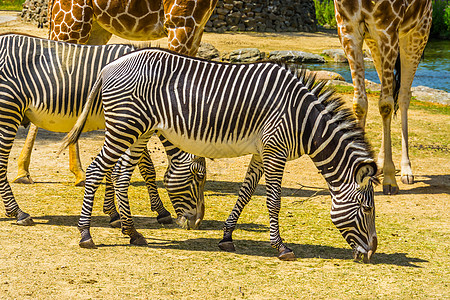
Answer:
[
  {"xmin": 401, "ymin": 175, "xmax": 414, "ymax": 185},
  {"xmin": 218, "ymin": 241, "xmax": 236, "ymax": 252},
  {"xmin": 79, "ymin": 238, "xmax": 97, "ymax": 249},
  {"xmin": 130, "ymin": 232, "xmax": 148, "ymax": 246},
  {"xmin": 109, "ymin": 212, "xmax": 121, "ymax": 228},
  {"xmin": 12, "ymin": 175, "xmax": 34, "ymax": 184},
  {"xmin": 16, "ymin": 216, "xmax": 34, "ymax": 226},
  {"xmin": 382, "ymin": 184, "xmax": 399, "ymax": 195},
  {"xmin": 74, "ymin": 180, "xmax": 85, "ymax": 187},
  {"xmin": 157, "ymin": 211, "xmax": 173, "ymax": 224},
  {"xmin": 278, "ymin": 248, "xmax": 296, "ymax": 261},
  {"xmin": 16, "ymin": 211, "xmax": 34, "ymax": 226}
]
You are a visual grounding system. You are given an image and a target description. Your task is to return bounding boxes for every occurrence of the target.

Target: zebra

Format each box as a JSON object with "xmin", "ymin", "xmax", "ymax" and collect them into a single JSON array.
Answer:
[
  {"xmin": 62, "ymin": 48, "xmax": 379, "ymax": 262},
  {"xmin": 0, "ymin": 33, "xmax": 205, "ymax": 230}
]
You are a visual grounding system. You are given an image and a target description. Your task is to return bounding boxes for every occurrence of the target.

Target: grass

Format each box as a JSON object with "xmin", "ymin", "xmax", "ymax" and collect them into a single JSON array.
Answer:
[{"xmin": 0, "ymin": 0, "xmax": 23, "ymax": 11}]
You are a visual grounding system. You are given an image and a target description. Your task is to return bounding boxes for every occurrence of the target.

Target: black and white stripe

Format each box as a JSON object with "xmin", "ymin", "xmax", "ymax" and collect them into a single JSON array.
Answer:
[
  {"xmin": 0, "ymin": 34, "xmax": 202, "ymax": 228},
  {"xmin": 65, "ymin": 48, "xmax": 379, "ymax": 261}
]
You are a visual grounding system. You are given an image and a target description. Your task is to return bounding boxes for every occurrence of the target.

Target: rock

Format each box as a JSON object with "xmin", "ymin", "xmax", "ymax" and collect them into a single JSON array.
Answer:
[
  {"xmin": 322, "ymin": 49, "xmax": 348, "ymax": 63},
  {"xmin": 313, "ymin": 70, "xmax": 345, "ymax": 81},
  {"xmin": 222, "ymin": 48, "xmax": 264, "ymax": 63},
  {"xmin": 268, "ymin": 50, "xmax": 326, "ymax": 64},
  {"xmin": 412, "ymin": 86, "xmax": 450, "ymax": 106},
  {"xmin": 197, "ymin": 42, "xmax": 220, "ymax": 61}
]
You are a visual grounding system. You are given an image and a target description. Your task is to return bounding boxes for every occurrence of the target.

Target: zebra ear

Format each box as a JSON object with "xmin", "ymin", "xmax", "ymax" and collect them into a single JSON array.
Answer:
[{"xmin": 355, "ymin": 160, "xmax": 378, "ymax": 186}]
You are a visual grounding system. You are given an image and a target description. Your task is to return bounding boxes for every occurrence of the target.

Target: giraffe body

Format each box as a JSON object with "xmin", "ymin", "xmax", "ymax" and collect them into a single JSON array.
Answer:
[
  {"xmin": 49, "ymin": 0, "xmax": 218, "ymax": 55},
  {"xmin": 334, "ymin": 0, "xmax": 432, "ymax": 194}
]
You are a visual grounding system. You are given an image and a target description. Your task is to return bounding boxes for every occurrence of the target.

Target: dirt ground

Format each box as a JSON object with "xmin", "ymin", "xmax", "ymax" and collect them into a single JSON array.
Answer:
[{"xmin": 0, "ymin": 13, "xmax": 449, "ymax": 299}]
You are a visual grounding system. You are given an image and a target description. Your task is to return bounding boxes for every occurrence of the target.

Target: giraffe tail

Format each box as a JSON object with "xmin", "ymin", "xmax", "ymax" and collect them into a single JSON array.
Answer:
[
  {"xmin": 59, "ymin": 73, "xmax": 103, "ymax": 154},
  {"xmin": 393, "ymin": 53, "xmax": 401, "ymax": 115}
]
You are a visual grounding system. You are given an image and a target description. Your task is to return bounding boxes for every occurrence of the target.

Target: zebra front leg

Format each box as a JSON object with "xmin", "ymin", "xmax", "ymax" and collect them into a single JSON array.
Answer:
[
  {"xmin": 262, "ymin": 150, "xmax": 295, "ymax": 261},
  {"xmin": 113, "ymin": 135, "xmax": 153, "ymax": 246},
  {"xmin": 219, "ymin": 154, "xmax": 264, "ymax": 252},
  {"xmin": 13, "ymin": 123, "xmax": 38, "ymax": 184},
  {"xmin": 103, "ymin": 169, "xmax": 121, "ymax": 228},
  {"xmin": 138, "ymin": 148, "xmax": 172, "ymax": 224}
]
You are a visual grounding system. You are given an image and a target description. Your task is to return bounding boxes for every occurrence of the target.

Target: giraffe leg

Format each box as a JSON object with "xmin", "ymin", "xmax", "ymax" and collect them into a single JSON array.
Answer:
[
  {"xmin": 336, "ymin": 24, "xmax": 368, "ymax": 129},
  {"xmin": 164, "ymin": 0, "xmax": 218, "ymax": 56},
  {"xmin": 13, "ymin": 124, "xmax": 38, "ymax": 184},
  {"xmin": 69, "ymin": 142, "xmax": 86, "ymax": 186},
  {"xmin": 49, "ymin": 0, "xmax": 94, "ymax": 44},
  {"xmin": 397, "ymin": 21, "xmax": 431, "ymax": 185},
  {"xmin": 219, "ymin": 154, "xmax": 264, "ymax": 252}
]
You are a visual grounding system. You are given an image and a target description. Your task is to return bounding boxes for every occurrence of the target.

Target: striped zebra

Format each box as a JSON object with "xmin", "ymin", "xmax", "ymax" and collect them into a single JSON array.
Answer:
[
  {"xmin": 63, "ymin": 48, "xmax": 380, "ymax": 262},
  {"xmin": 0, "ymin": 33, "xmax": 205, "ymax": 228}
]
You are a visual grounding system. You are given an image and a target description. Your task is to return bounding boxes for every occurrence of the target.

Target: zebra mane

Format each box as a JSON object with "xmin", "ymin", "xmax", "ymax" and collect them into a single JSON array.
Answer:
[{"xmin": 281, "ymin": 63, "xmax": 376, "ymax": 160}]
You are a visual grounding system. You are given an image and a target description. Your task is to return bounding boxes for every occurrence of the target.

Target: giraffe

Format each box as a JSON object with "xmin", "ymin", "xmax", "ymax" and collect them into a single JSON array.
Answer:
[
  {"xmin": 13, "ymin": 0, "xmax": 218, "ymax": 186},
  {"xmin": 333, "ymin": 0, "xmax": 432, "ymax": 195}
]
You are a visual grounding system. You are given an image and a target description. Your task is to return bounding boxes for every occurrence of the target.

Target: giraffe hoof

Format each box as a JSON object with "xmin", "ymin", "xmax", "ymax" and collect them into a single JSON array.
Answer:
[
  {"xmin": 278, "ymin": 247, "xmax": 296, "ymax": 261},
  {"xmin": 218, "ymin": 240, "xmax": 236, "ymax": 252},
  {"xmin": 383, "ymin": 184, "xmax": 399, "ymax": 195},
  {"xmin": 79, "ymin": 238, "xmax": 97, "ymax": 249},
  {"xmin": 130, "ymin": 232, "xmax": 148, "ymax": 246},
  {"xmin": 12, "ymin": 175, "xmax": 34, "ymax": 184},
  {"xmin": 74, "ymin": 180, "xmax": 85, "ymax": 187},
  {"xmin": 156, "ymin": 211, "xmax": 173, "ymax": 224},
  {"xmin": 401, "ymin": 175, "xmax": 414, "ymax": 185}
]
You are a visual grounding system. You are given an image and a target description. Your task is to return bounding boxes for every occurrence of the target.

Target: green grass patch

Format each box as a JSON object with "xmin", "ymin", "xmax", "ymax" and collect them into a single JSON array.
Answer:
[
  {"xmin": 0, "ymin": 0, "xmax": 23, "ymax": 11},
  {"xmin": 332, "ymin": 84, "xmax": 450, "ymax": 115}
]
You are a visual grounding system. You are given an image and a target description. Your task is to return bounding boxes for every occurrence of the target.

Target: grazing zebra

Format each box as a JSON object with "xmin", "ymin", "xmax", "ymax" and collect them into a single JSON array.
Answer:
[
  {"xmin": 63, "ymin": 48, "xmax": 379, "ymax": 262},
  {"xmin": 0, "ymin": 33, "xmax": 205, "ymax": 228}
]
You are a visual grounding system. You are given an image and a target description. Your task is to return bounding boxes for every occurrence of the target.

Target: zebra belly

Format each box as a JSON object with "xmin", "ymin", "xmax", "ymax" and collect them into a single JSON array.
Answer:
[
  {"xmin": 158, "ymin": 129, "xmax": 259, "ymax": 158},
  {"xmin": 25, "ymin": 109, "xmax": 105, "ymax": 133}
]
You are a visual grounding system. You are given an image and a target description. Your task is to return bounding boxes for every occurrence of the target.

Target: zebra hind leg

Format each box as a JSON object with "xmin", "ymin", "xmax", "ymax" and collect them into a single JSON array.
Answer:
[
  {"xmin": 0, "ymin": 117, "xmax": 35, "ymax": 226},
  {"xmin": 218, "ymin": 155, "xmax": 264, "ymax": 253},
  {"xmin": 262, "ymin": 150, "xmax": 296, "ymax": 261},
  {"xmin": 138, "ymin": 148, "xmax": 172, "ymax": 224}
]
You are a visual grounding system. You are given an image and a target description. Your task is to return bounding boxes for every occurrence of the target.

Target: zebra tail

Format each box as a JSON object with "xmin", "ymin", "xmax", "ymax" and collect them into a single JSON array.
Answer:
[
  {"xmin": 58, "ymin": 74, "xmax": 103, "ymax": 154},
  {"xmin": 393, "ymin": 53, "xmax": 401, "ymax": 115}
]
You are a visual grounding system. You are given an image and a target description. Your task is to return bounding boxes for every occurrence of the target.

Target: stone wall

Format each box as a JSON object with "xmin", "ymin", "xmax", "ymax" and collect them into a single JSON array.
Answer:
[
  {"xmin": 20, "ymin": 0, "xmax": 48, "ymax": 27},
  {"xmin": 204, "ymin": 0, "xmax": 317, "ymax": 33},
  {"xmin": 20, "ymin": 0, "xmax": 317, "ymax": 33}
]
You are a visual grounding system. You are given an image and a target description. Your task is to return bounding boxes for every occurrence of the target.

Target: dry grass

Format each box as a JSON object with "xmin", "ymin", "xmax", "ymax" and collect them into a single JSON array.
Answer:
[{"xmin": 0, "ymin": 17, "xmax": 449, "ymax": 299}]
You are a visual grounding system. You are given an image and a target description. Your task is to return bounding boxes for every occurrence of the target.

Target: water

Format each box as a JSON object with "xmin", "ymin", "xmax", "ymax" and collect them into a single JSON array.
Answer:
[{"xmin": 307, "ymin": 40, "xmax": 450, "ymax": 92}]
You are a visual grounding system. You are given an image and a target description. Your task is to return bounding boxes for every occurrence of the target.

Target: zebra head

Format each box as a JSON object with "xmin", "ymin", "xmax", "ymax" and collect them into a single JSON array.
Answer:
[
  {"xmin": 164, "ymin": 155, "xmax": 206, "ymax": 229},
  {"xmin": 330, "ymin": 160, "xmax": 379, "ymax": 263}
]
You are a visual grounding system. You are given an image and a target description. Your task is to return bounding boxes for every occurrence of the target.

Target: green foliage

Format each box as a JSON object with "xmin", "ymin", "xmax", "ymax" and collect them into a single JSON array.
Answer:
[
  {"xmin": 314, "ymin": 0, "xmax": 337, "ymax": 29},
  {"xmin": 431, "ymin": 0, "xmax": 450, "ymax": 38},
  {"xmin": 0, "ymin": 0, "xmax": 24, "ymax": 11}
]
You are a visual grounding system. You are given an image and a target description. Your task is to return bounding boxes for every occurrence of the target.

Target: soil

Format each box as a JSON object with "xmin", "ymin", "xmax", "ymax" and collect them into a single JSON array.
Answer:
[{"xmin": 0, "ymin": 13, "xmax": 449, "ymax": 299}]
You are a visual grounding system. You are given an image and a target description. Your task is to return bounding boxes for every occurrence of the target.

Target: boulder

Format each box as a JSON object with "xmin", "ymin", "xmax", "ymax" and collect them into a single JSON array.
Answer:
[
  {"xmin": 268, "ymin": 50, "xmax": 326, "ymax": 64},
  {"xmin": 322, "ymin": 49, "xmax": 348, "ymax": 63},
  {"xmin": 197, "ymin": 42, "xmax": 220, "ymax": 61},
  {"xmin": 222, "ymin": 48, "xmax": 264, "ymax": 63}
]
